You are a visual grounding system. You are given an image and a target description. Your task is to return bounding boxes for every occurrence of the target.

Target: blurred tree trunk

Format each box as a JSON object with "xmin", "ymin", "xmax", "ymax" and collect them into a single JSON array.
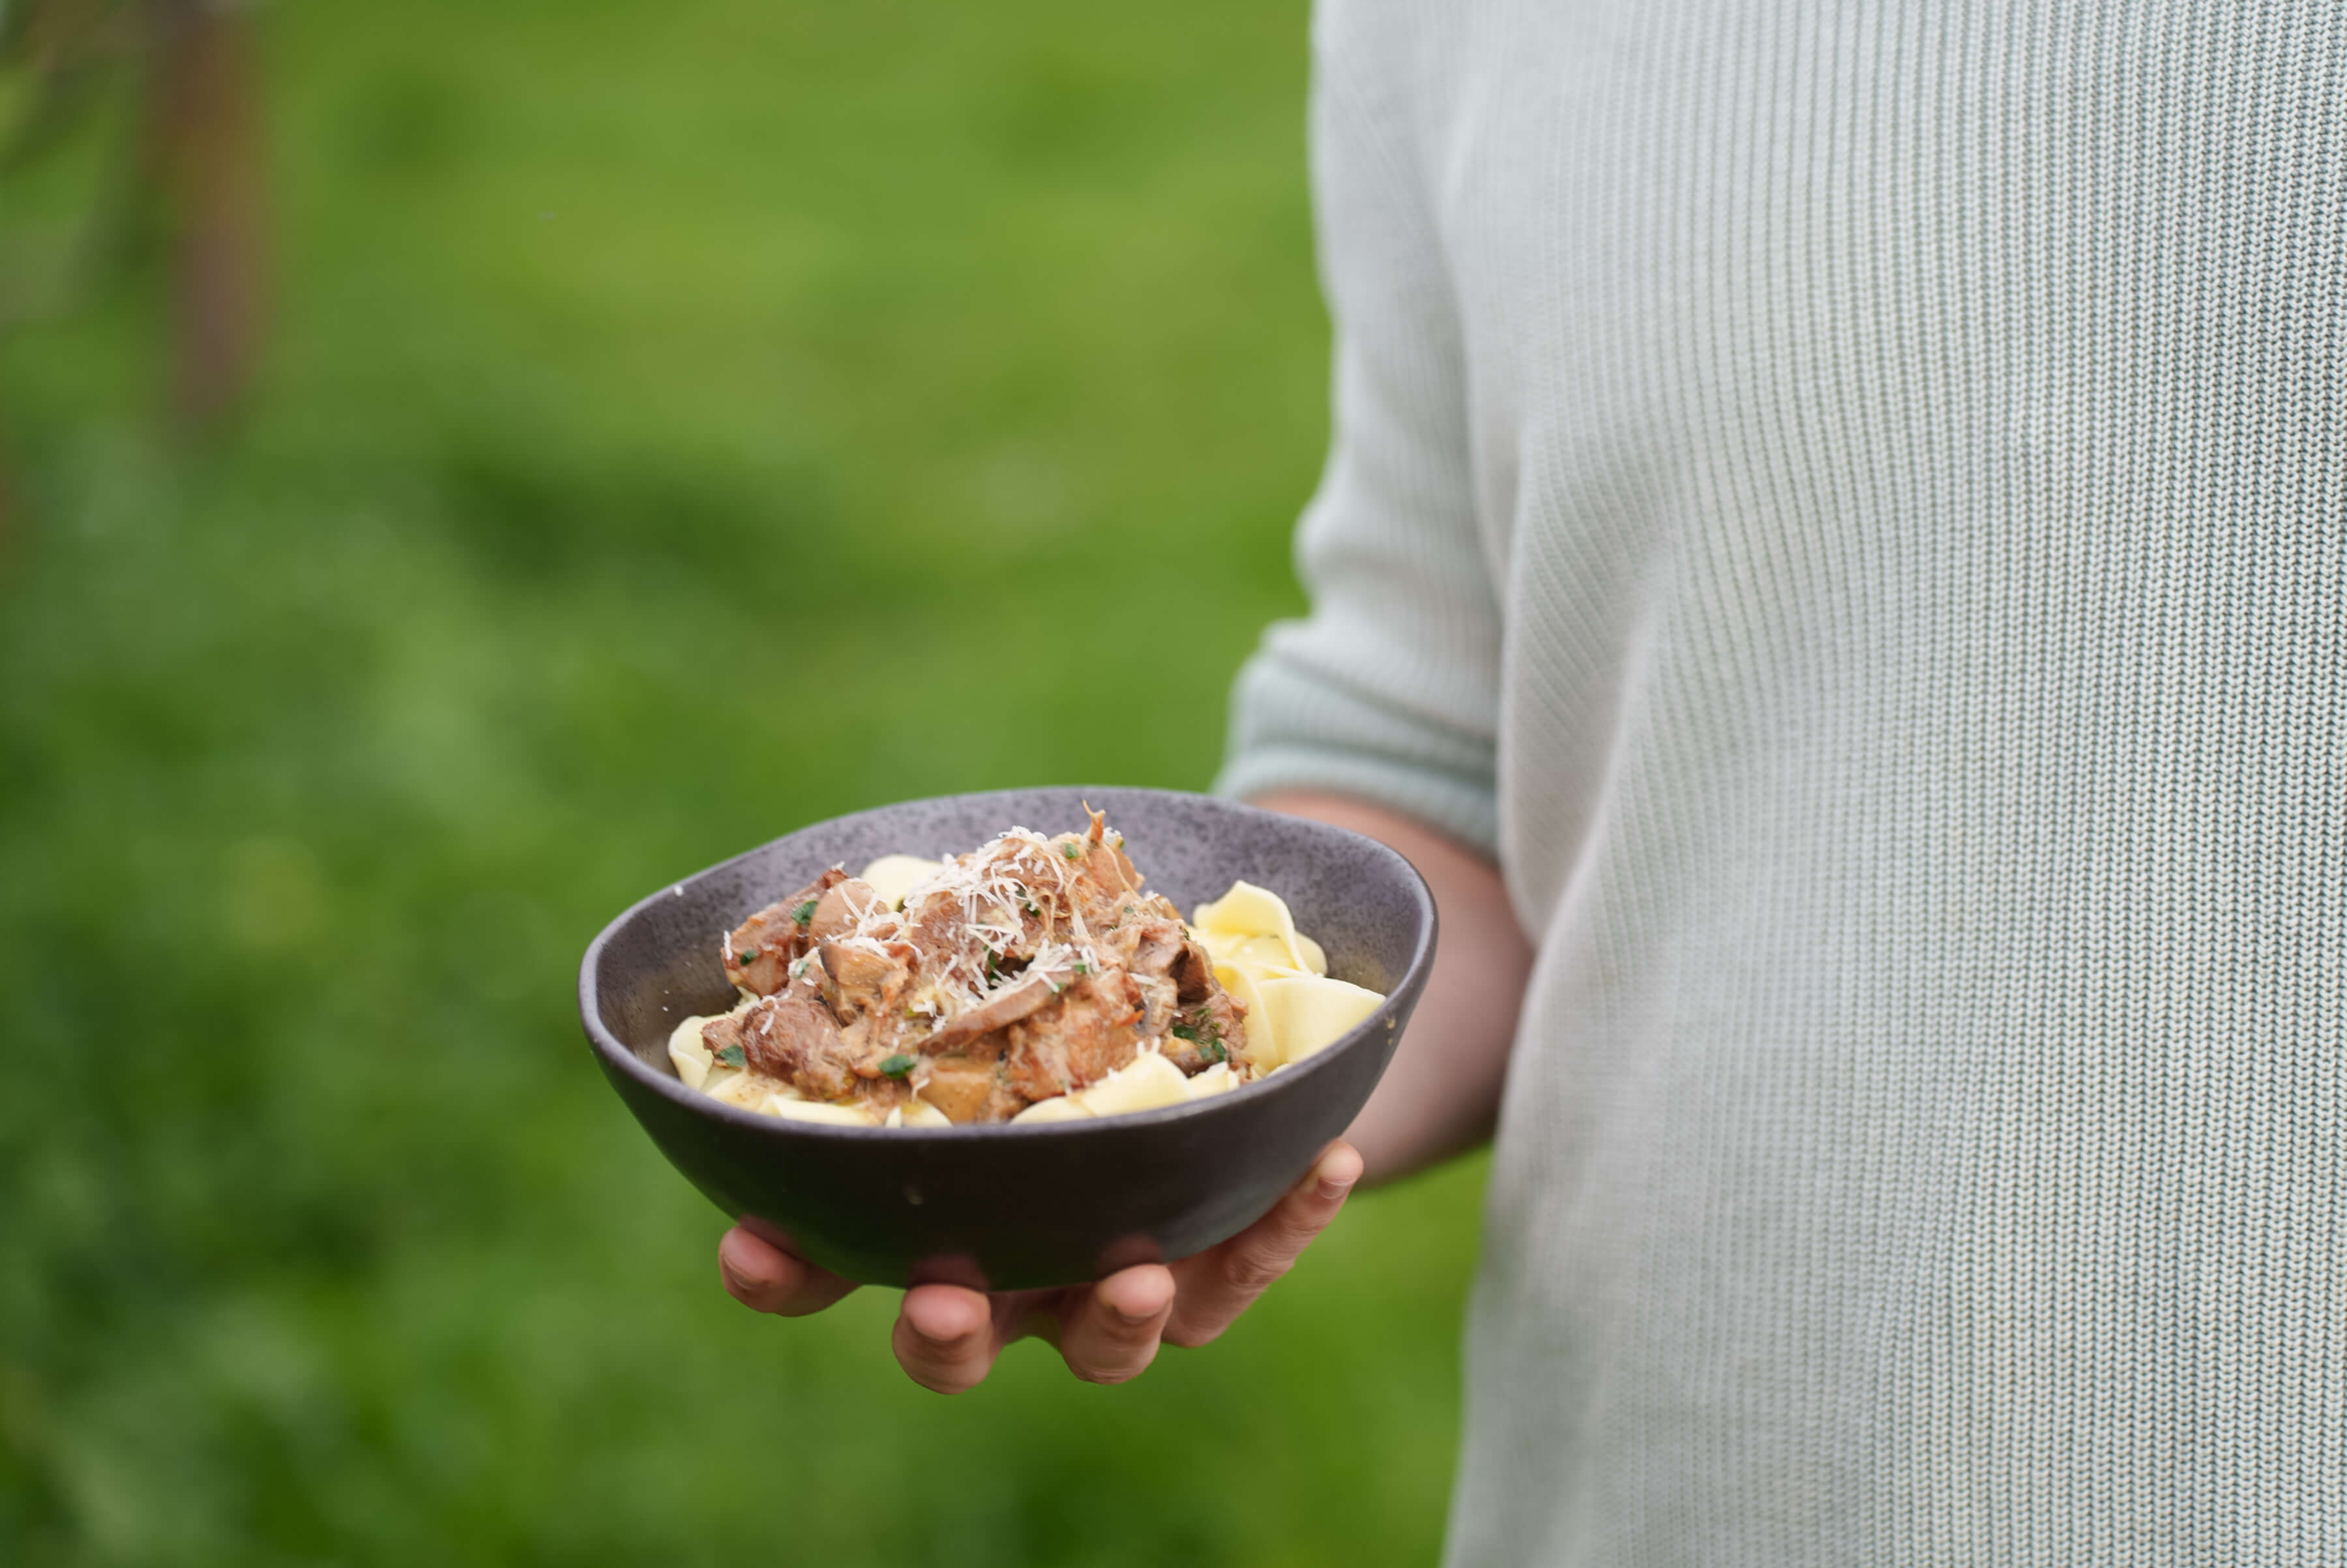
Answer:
[
  {"xmin": 0, "ymin": 430, "xmax": 13, "ymax": 569},
  {"xmin": 146, "ymin": 0, "xmax": 268, "ymax": 430},
  {"xmin": 0, "ymin": 0, "xmax": 269, "ymax": 511}
]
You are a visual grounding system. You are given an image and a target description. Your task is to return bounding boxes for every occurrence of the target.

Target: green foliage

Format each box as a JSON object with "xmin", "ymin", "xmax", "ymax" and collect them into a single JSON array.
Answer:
[{"xmin": 0, "ymin": 1, "xmax": 1488, "ymax": 1563}]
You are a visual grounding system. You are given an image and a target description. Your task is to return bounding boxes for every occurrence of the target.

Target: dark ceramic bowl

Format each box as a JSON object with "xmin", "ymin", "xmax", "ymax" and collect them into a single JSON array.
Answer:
[{"xmin": 579, "ymin": 786, "xmax": 1436, "ymax": 1290}]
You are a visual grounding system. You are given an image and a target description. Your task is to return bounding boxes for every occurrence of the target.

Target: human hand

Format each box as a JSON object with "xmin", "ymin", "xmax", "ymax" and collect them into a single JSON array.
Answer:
[{"xmin": 715, "ymin": 1139, "xmax": 1363, "ymax": 1393}]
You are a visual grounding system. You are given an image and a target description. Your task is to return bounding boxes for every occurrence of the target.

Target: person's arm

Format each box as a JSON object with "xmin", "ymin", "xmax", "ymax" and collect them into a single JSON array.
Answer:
[
  {"xmin": 1249, "ymin": 791, "xmax": 1531, "ymax": 1183},
  {"xmin": 720, "ymin": 0, "xmax": 1520, "ymax": 1387}
]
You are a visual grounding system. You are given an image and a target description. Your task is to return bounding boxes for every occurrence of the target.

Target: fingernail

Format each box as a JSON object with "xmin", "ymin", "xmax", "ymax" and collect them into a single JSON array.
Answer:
[
  {"xmin": 1318, "ymin": 1174, "xmax": 1356, "ymax": 1200},
  {"xmin": 911, "ymin": 1312, "xmax": 977, "ymax": 1345}
]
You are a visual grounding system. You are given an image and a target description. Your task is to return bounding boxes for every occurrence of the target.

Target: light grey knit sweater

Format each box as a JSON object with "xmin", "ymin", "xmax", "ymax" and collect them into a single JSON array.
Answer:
[{"xmin": 1215, "ymin": 2, "xmax": 2346, "ymax": 1562}]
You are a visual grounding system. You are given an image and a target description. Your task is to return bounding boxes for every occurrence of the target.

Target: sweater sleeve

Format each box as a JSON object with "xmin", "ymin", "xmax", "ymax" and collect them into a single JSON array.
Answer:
[{"xmin": 1213, "ymin": 1, "xmax": 1502, "ymax": 856}]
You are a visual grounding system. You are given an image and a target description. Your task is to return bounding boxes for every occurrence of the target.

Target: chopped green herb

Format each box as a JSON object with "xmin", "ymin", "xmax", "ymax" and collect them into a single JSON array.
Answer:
[
  {"xmin": 789, "ymin": 956, "xmax": 810, "ymax": 980},
  {"xmin": 1170, "ymin": 1023, "xmax": 1202, "ymax": 1044},
  {"xmin": 984, "ymin": 948, "xmax": 999, "ymax": 982},
  {"xmin": 1061, "ymin": 842, "xmax": 1082, "ymax": 860},
  {"xmin": 792, "ymin": 899, "xmax": 817, "ymax": 926},
  {"xmin": 1200, "ymin": 1039, "xmax": 1228, "ymax": 1065},
  {"xmin": 1071, "ymin": 960, "xmax": 1089, "ymax": 975},
  {"xmin": 1020, "ymin": 896, "xmax": 1039, "ymax": 916},
  {"xmin": 731, "ymin": 944, "xmax": 754, "ymax": 966},
  {"xmin": 715, "ymin": 1044, "xmax": 746, "ymax": 1069},
  {"xmin": 877, "ymin": 1054, "xmax": 917, "ymax": 1078}
]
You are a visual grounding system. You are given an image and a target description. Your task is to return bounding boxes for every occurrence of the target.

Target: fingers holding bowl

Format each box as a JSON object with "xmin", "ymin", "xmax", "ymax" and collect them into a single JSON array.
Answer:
[
  {"xmin": 893, "ymin": 1284, "xmax": 1003, "ymax": 1394},
  {"xmin": 719, "ymin": 1223, "xmax": 860, "ymax": 1318},
  {"xmin": 1166, "ymin": 1139, "xmax": 1361, "ymax": 1348},
  {"xmin": 892, "ymin": 1267, "xmax": 1177, "ymax": 1393},
  {"xmin": 718, "ymin": 1224, "xmax": 1003, "ymax": 1395},
  {"xmin": 1054, "ymin": 1264, "xmax": 1177, "ymax": 1385},
  {"xmin": 726, "ymin": 1139, "xmax": 1361, "ymax": 1392}
]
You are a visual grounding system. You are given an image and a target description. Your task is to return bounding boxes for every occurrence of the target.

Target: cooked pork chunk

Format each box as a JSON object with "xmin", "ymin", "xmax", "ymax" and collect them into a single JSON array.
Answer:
[
  {"xmin": 1001, "ymin": 971, "xmax": 1147, "ymax": 1104},
  {"xmin": 733, "ymin": 979, "xmax": 859, "ymax": 1099},
  {"xmin": 725, "ymin": 868, "xmax": 846, "ymax": 996},
  {"xmin": 1164, "ymin": 988, "xmax": 1245, "ymax": 1074},
  {"xmin": 710, "ymin": 814, "xmax": 1250, "ymax": 1123}
]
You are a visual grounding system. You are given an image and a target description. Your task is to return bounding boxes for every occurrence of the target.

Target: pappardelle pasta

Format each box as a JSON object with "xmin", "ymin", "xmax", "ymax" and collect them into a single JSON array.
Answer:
[{"xmin": 666, "ymin": 813, "xmax": 1384, "ymax": 1127}]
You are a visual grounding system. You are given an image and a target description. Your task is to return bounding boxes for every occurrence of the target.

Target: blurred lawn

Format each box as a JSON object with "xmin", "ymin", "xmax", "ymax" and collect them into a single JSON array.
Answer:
[{"xmin": 0, "ymin": 2, "xmax": 1487, "ymax": 1563}]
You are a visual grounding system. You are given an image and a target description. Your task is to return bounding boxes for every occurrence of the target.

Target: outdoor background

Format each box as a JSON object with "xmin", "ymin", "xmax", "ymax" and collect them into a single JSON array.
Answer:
[{"xmin": 0, "ymin": 3, "xmax": 1490, "ymax": 1564}]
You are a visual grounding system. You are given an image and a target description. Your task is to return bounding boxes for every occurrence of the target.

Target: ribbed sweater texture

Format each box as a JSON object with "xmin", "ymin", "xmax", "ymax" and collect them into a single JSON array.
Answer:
[{"xmin": 1215, "ymin": 3, "xmax": 2346, "ymax": 1562}]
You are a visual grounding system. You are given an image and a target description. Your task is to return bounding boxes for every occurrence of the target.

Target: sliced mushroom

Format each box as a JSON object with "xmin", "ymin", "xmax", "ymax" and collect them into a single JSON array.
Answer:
[
  {"xmin": 816, "ymin": 938, "xmax": 912, "ymax": 1021},
  {"xmin": 919, "ymin": 971, "xmax": 1061, "ymax": 1053},
  {"xmin": 808, "ymin": 878, "xmax": 883, "ymax": 943},
  {"xmin": 916, "ymin": 1056, "xmax": 998, "ymax": 1123},
  {"xmin": 726, "ymin": 868, "xmax": 846, "ymax": 994},
  {"xmin": 1170, "ymin": 939, "xmax": 1217, "ymax": 1002}
]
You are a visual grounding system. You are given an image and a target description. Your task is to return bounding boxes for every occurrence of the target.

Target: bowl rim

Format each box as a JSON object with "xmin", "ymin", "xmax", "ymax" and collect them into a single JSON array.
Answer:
[{"xmin": 577, "ymin": 785, "xmax": 1438, "ymax": 1142}]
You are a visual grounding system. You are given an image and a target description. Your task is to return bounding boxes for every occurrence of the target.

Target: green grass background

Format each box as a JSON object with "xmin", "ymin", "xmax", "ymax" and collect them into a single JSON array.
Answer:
[{"xmin": 0, "ymin": 3, "xmax": 1490, "ymax": 1563}]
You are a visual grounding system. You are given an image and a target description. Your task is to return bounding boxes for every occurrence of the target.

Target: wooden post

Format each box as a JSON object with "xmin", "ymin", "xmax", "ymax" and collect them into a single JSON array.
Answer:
[{"xmin": 146, "ymin": 0, "xmax": 267, "ymax": 429}]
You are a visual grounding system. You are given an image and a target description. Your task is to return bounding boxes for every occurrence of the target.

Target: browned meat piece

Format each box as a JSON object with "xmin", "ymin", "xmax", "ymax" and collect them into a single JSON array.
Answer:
[
  {"xmin": 1045, "ymin": 816, "xmax": 1144, "ymax": 936},
  {"xmin": 903, "ymin": 816, "xmax": 1157, "ymax": 965},
  {"xmin": 992, "ymin": 894, "xmax": 1050, "ymax": 964},
  {"xmin": 919, "ymin": 970, "xmax": 1060, "ymax": 1053},
  {"xmin": 739, "ymin": 981, "xmax": 860, "ymax": 1100},
  {"xmin": 897, "ymin": 893, "xmax": 956, "ymax": 953},
  {"xmin": 726, "ymin": 868, "xmax": 847, "ymax": 995},
  {"xmin": 1164, "ymin": 988, "xmax": 1247, "ymax": 1074},
  {"xmin": 1001, "ymin": 972, "xmax": 1145, "ymax": 1105},
  {"xmin": 1170, "ymin": 939, "xmax": 1217, "ymax": 1001},
  {"xmin": 700, "ymin": 1010, "xmax": 746, "ymax": 1061},
  {"xmin": 855, "ymin": 1076, "xmax": 913, "ymax": 1113},
  {"xmin": 1133, "ymin": 973, "xmax": 1177, "ymax": 1037},
  {"xmin": 1097, "ymin": 839, "xmax": 1142, "ymax": 893},
  {"xmin": 975, "ymin": 860, "xmax": 1062, "ymax": 960},
  {"xmin": 1095, "ymin": 920, "xmax": 1223, "ymax": 1054},
  {"xmin": 732, "ymin": 945, "xmax": 791, "ymax": 997},
  {"xmin": 702, "ymin": 816, "xmax": 1267, "ymax": 1123},
  {"xmin": 1070, "ymin": 809, "xmax": 1142, "ymax": 904},
  {"xmin": 816, "ymin": 938, "xmax": 913, "ymax": 1022},
  {"xmin": 1102, "ymin": 911, "xmax": 1214, "ymax": 999},
  {"xmin": 1105, "ymin": 916, "xmax": 1186, "ymax": 977},
  {"xmin": 849, "ymin": 1029, "xmax": 924, "ymax": 1081}
]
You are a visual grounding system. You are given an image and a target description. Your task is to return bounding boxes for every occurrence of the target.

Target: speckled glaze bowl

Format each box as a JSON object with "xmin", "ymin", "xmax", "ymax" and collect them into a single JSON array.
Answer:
[{"xmin": 579, "ymin": 786, "xmax": 1436, "ymax": 1290}]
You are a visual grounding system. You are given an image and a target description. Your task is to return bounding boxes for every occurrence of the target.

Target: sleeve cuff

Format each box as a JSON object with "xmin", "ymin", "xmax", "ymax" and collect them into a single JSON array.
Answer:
[{"xmin": 1212, "ymin": 650, "xmax": 1499, "ymax": 857}]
